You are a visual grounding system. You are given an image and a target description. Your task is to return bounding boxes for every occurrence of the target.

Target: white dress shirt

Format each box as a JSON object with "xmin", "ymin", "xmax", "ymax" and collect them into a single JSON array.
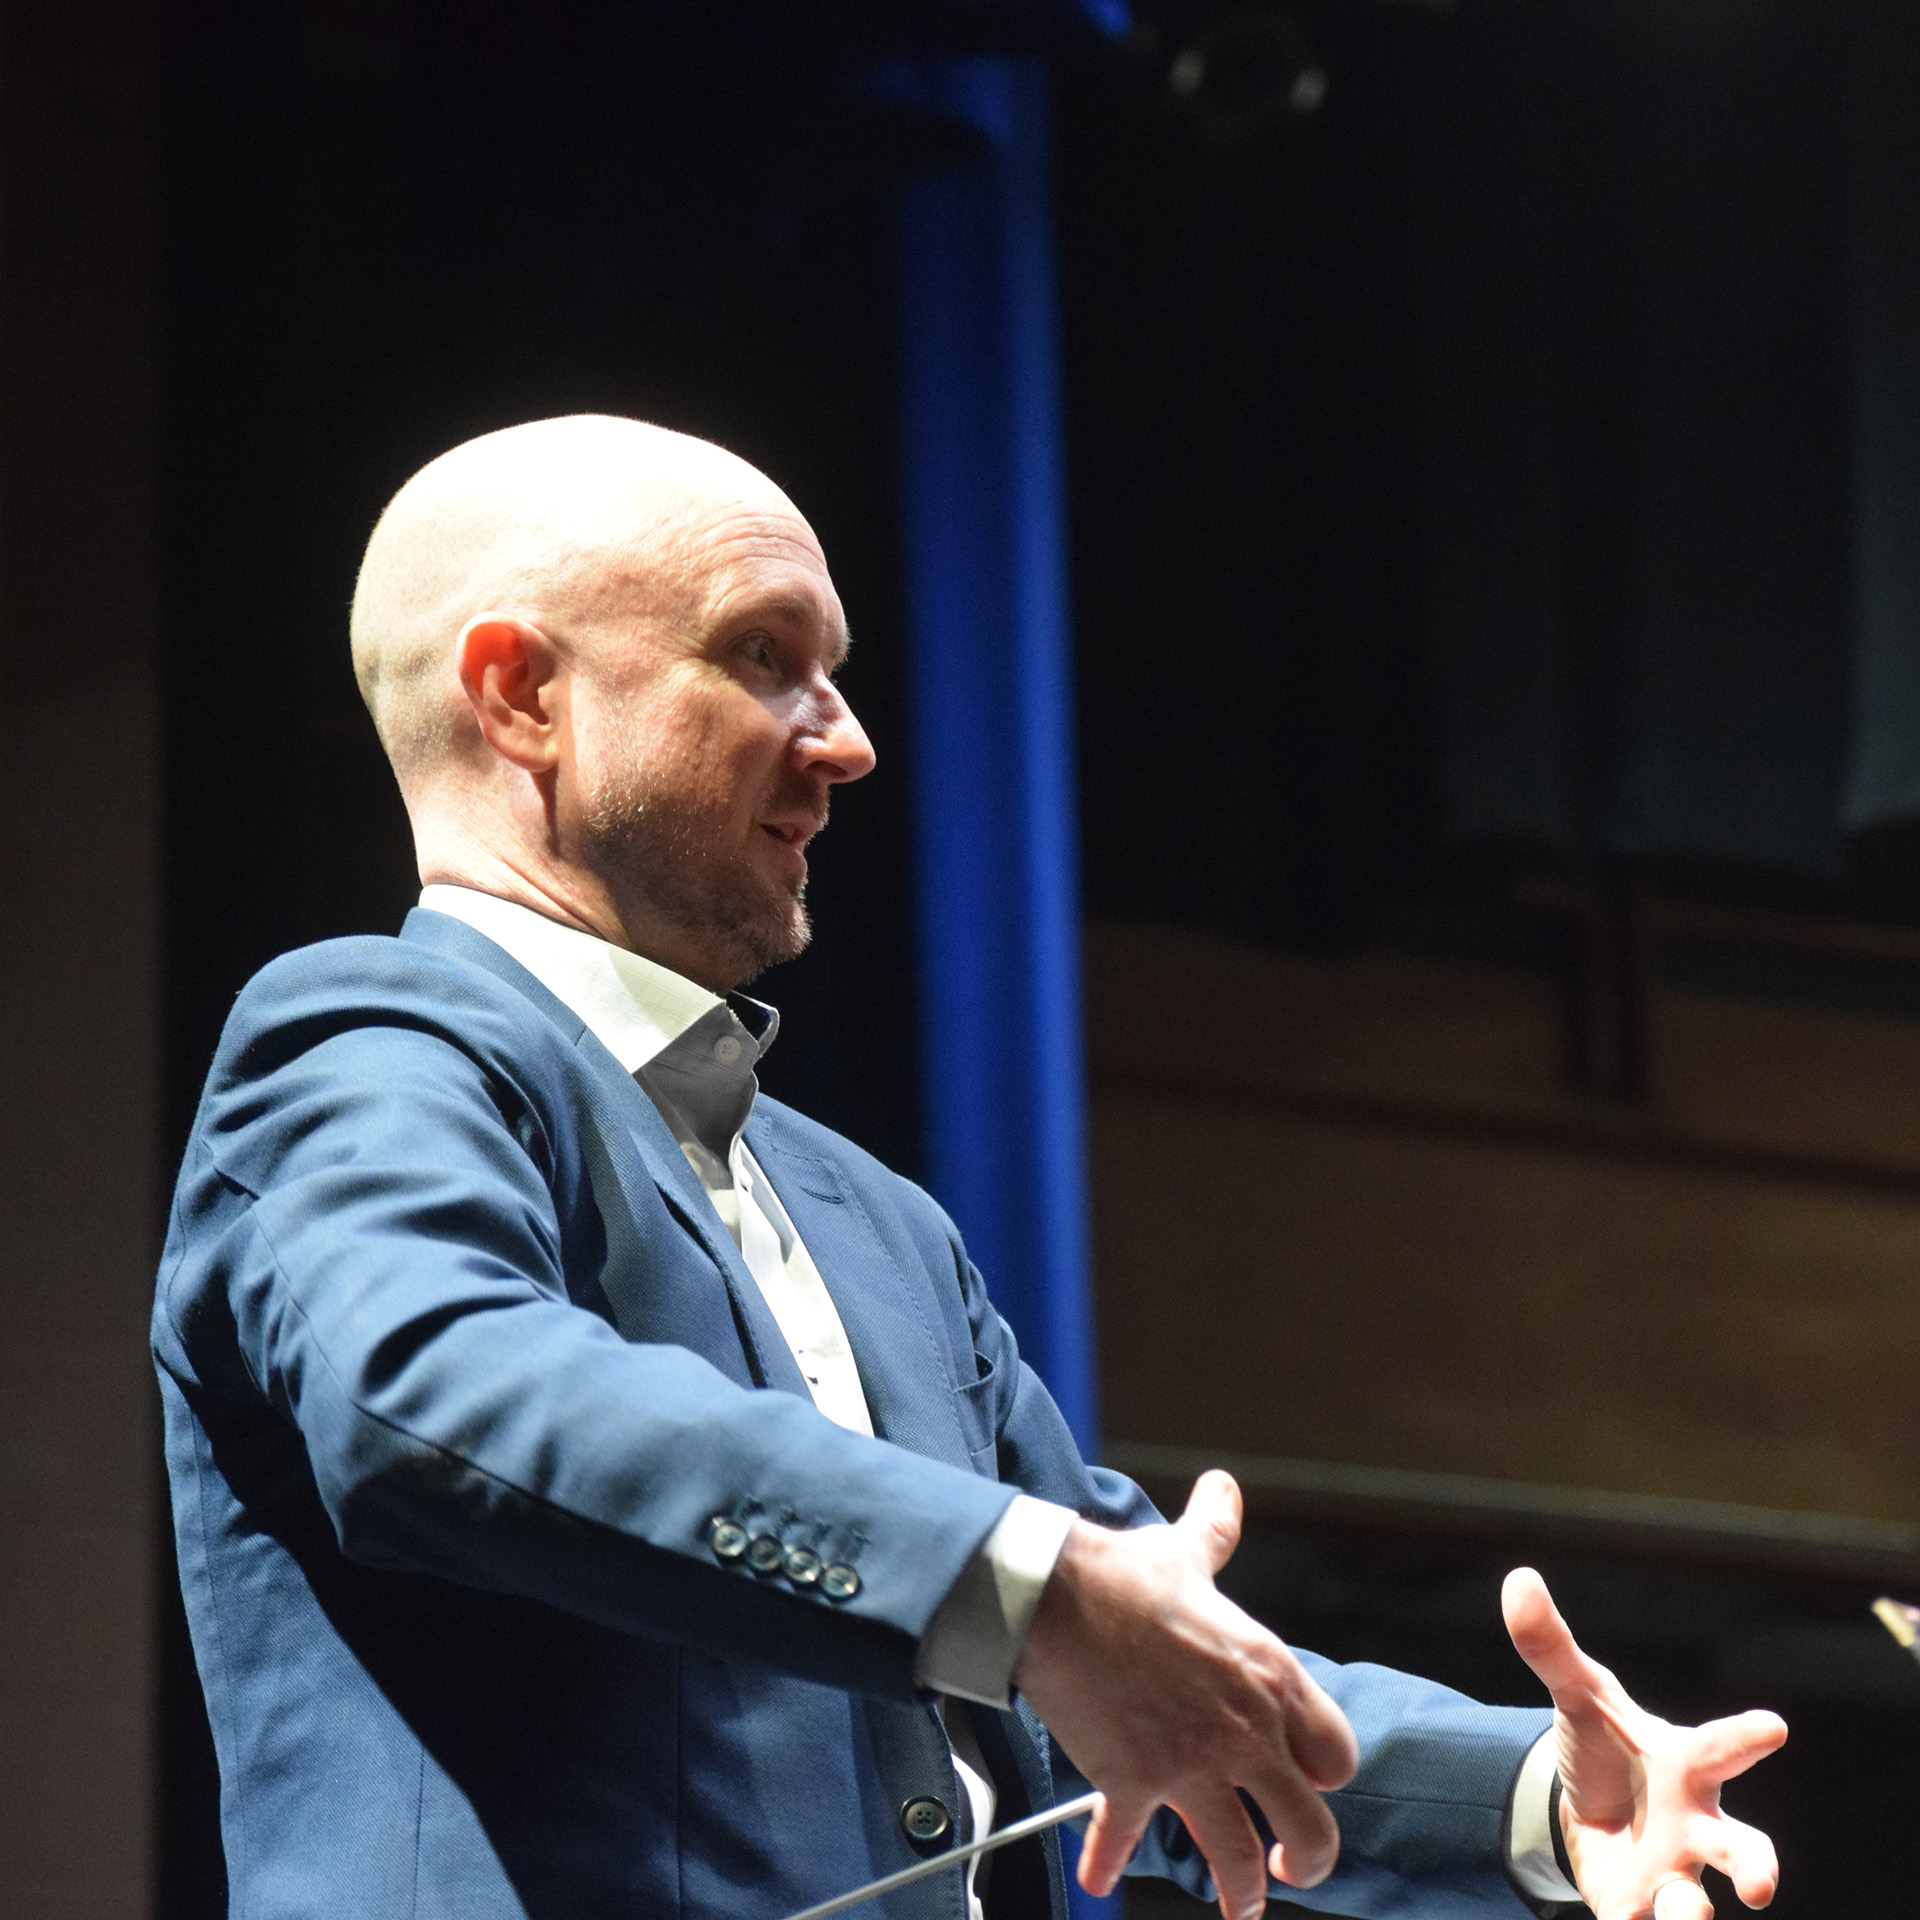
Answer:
[
  {"xmin": 416, "ymin": 885, "xmax": 1575, "ymax": 1914},
  {"xmin": 1508, "ymin": 1729, "xmax": 1578, "ymax": 1905}
]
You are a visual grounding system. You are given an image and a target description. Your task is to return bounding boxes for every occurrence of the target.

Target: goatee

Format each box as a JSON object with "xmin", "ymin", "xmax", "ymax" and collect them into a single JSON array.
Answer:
[{"xmin": 582, "ymin": 778, "xmax": 824, "ymax": 983}]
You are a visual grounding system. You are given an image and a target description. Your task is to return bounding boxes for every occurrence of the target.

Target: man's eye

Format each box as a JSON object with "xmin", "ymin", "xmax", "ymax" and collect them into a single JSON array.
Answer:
[{"xmin": 742, "ymin": 634, "xmax": 776, "ymax": 670}]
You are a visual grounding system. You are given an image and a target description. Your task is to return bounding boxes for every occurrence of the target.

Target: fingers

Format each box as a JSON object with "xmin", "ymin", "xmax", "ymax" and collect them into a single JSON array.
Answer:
[
  {"xmin": 1076, "ymin": 1791, "xmax": 1150, "ymax": 1901},
  {"xmin": 1171, "ymin": 1783, "xmax": 1276, "ymax": 1920},
  {"xmin": 1026, "ymin": 1496, "xmax": 1350, "ymax": 1915},
  {"xmin": 1691, "ymin": 1811, "xmax": 1780, "ymax": 1910},
  {"xmin": 1652, "ymin": 1876, "xmax": 1713, "ymax": 1920},
  {"xmin": 1681, "ymin": 1709, "xmax": 1788, "ymax": 1787},
  {"xmin": 1282, "ymin": 1662, "xmax": 1360, "ymax": 1792},
  {"xmin": 1176, "ymin": 1470, "xmax": 1244, "ymax": 1577},
  {"xmin": 1243, "ymin": 1758, "xmax": 1342, "ymax": 1888}
]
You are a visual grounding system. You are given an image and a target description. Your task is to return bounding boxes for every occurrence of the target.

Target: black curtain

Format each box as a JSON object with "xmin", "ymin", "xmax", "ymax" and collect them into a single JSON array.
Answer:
[
  {"xmin": 1415, "ymin": 0, "xmax": 1854, "ymax": 881},
  {"xmin": 1065, "ymin": 0, "xmax": 1920, "ymax": 938}
]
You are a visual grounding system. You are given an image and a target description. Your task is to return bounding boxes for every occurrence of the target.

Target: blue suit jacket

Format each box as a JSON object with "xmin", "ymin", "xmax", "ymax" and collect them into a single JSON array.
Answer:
[{"xmin": 154, "ymin": 910, "xmax": 1551, "ymax": 1920}]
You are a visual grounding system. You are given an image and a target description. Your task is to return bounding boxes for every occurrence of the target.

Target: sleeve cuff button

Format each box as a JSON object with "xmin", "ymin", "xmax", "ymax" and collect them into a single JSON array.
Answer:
[{"xmin": 708, "ymin": 1518, "xmax": 749, "ymax": 1561}]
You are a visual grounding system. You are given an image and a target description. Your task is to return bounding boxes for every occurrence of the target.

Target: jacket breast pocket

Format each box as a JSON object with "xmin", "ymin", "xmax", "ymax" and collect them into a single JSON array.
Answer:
[{"xmin": 953, "ymin": 1352, "xmax": 1001, "ymax": 1474}]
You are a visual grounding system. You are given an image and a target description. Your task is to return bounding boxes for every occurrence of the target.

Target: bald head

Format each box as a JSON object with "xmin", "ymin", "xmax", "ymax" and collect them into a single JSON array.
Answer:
[
  {"xmin": 347, "ymin": 413, "xmax": 870, "ymax": 985},
  {"xmin": 350, "ymin": 415, "xmax": 799, "ymax": 782}
]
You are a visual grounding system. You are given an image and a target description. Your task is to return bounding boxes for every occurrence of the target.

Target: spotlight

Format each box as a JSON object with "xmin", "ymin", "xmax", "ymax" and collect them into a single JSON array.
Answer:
[{"xmin": 1168, "ymin": 9, "xmax": 1329, "ymax": 148}]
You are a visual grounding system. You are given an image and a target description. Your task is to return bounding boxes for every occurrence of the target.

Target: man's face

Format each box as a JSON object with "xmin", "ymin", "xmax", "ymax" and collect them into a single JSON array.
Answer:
[{"xmin": 563, "ymin": 492, "xmax": 874, "ymax": 988}]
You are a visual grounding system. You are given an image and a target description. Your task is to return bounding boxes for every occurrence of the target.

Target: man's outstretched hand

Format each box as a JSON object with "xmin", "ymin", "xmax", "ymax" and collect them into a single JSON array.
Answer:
[
  {"xmin": 1503, "ymin": 1568, "xmax": 1787, "ymax": 1920},
  {"xmin": 1013, "ymin": 1471, "xmax": 1360, "ymax": 1920}
]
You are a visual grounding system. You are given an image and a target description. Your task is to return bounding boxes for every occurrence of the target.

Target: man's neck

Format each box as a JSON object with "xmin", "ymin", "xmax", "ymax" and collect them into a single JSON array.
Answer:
[{"xmin": 416, "ymin": 860, "xmax": 743, "ymax": 993}]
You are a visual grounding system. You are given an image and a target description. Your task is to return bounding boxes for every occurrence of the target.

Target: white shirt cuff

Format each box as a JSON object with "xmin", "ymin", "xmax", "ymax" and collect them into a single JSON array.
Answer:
[
  {"xmin": 914, "ymin": 1495, "xmax": 1079, "ymax": 1707},
  {"xmin": 1507, "ymin": 1730, "xmax": 1580, "ymax": 1905}
]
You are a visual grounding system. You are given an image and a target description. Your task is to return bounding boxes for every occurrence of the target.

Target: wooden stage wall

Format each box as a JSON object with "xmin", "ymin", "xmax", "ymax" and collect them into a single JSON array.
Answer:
[{"xmin": 1086, "ymin": 920, "xmax": 1920, "ymax": 1559}]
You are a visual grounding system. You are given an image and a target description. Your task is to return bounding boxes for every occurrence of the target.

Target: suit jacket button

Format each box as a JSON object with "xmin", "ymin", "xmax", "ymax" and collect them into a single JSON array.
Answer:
[
  {"xmin": 745, "ymin": 1533, "xmax": 785, "ymax": 1573},
  {"xmin": 708, "ymin": 1518, "xmax": 748, "ymax": 1561},
  {"xmin": 783, "ymin": 1545, "xmax": 823, "ymax": 1586},
  {"xmin": 900, "ymin": 1796, "xmax": 951, "ymax": 1844},
  {"xmin": 821, "ymin": 1562, "xmax": 861, "ymax": 1601}
]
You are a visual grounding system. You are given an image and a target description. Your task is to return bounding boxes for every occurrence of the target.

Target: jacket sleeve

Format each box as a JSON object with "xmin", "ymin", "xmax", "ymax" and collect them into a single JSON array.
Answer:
[
  {"xmin": 154, "ymin": 953, "xmax": 1016, "ymax": 1704},
  {"xmin": 935, "ymin": 1214, "xmax": 1551, "ymax": 1917},
  {"xmin": 1048, "ymin": 1662, "xmax": 1551, "ymax": 1920}
]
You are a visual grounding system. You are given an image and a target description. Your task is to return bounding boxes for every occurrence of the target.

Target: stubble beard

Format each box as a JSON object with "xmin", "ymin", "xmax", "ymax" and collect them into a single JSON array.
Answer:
[{"xmin": 581, "ymin": 769, "xmax": 820, "ymax": 986}]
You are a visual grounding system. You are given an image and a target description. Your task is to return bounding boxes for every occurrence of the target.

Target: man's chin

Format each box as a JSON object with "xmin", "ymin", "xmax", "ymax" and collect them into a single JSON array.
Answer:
[
  {"xmin": 731, "ymin": 903, "xmax": 812, "ymax": 985},
  {"xmin": 596, "ymin": 844, "xmax": 811, "ymax": 986},
  {"xmin": 687, "ymin": 871, "xmax": 810, "ymax": 987}
]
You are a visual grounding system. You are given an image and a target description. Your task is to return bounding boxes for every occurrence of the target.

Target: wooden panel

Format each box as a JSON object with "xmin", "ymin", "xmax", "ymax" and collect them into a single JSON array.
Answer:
[
  {"xmin": 1085, "ymin": 922, "xmax": 1572, "ymax": 1122},
  {"xmin": 1085, "ymin": 919, "xmax": 1920, "ymax": 1175},
  {"xmin": 1656, "ymin": 989, "xmax": 1920, "ymax": 1171},
  {"xmin": 1085, "ymin": 921, "xmax": 1920, "ymax": 1525}
]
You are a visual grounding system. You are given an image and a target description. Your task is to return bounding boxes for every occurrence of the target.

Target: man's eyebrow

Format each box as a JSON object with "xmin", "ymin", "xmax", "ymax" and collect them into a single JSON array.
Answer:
[{"xmin": 739, "ymin": 594, "xmax": 850, "ymax": 658}]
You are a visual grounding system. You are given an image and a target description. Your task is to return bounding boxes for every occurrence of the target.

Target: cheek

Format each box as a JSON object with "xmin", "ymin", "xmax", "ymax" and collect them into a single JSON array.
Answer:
[
  {"xmin": 567, "ymin": 699, "xmax": 642, "ymax": 805},
  {"xmin": 574, "ymin": 677, "xmax": 692, "ymax": 780},
  {"xmin": 579, "ymin": 680, "xmax": 785, "ymax": 816},
  {"xmin": 674, "ymin": 691, "xmax": 791, "ymax": 792}
]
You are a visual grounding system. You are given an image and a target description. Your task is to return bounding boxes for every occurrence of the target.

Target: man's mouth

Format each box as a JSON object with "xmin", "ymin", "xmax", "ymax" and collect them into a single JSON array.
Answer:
[{"xmin": 759, "ymin": 811, "xmax": 826, "ymax": 851}]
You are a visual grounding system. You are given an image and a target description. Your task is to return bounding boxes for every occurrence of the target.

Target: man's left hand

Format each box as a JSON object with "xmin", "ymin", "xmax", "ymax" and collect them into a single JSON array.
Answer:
[{"xmin": 1502, "ymin": 1567, "xmax": 1787, "ymax": 1920}]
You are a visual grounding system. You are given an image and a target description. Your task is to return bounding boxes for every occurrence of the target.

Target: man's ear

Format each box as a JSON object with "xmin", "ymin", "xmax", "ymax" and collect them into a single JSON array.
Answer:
[{"xmin": 457, "ymin": 615, "xmax": 564, "ymax": 772}]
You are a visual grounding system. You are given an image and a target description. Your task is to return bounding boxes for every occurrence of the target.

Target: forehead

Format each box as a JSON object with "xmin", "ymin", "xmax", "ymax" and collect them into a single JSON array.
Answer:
[{"xmin": 627, "ymin": 491, "xmax": 846, "ymax": 651}]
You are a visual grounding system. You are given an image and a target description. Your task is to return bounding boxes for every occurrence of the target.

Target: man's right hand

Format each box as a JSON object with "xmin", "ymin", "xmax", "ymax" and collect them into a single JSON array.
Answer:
[{"xmin": 1012, "ymin": 1471, "xmax": 1359, "ymax": 1920}]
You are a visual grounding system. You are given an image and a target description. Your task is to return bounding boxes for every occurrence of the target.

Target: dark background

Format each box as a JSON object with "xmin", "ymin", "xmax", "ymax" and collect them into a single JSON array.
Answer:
[
  {"xmin": 150, "ymin": 2, "xmax": 1920, "ymax": 1914},
  {"xmin": 6, "ymin": 2, "xmax": 1920, "ymax": 1916},
  {"xmin": 157, "ymin": 0, "xmax": 1920, "ymax": 1227}
]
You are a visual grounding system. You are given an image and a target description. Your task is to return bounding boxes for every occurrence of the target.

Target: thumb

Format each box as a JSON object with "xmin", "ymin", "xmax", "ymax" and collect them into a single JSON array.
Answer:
[
  {"xmin": 1503, "ymin": 1566, "xmax": 1639, "ymax": 1820},
  {"xmin": 1175, "ymin": 1469, "xmax": 1243, "ymax": 1576},
  {"xmin": 1501, "ymin": 1567, "xmax": 1601, "ymax": 1701}
]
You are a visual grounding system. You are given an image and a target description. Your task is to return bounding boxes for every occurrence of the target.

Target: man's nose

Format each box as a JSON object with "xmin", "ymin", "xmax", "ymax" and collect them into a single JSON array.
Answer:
[{"xmin": 796, "ymin": 683, "xmax": 877, "ymax": 785}]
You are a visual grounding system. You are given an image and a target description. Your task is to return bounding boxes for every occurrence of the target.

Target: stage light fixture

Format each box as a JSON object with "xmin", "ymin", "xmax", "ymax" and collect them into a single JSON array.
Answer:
[{"xmin": 1167, "ymin": 8, "xmax": 1329, "ymax": 147}]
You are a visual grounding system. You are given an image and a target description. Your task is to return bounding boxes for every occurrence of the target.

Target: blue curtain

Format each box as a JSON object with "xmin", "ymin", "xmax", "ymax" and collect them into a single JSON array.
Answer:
[
  {"xmin": 891, "ymin": 57, "xmax": 1099, "ymax": 1461},
  {"xmin": 889, "ymin": 58, "xmax": 1114, "ymax": 1915}
]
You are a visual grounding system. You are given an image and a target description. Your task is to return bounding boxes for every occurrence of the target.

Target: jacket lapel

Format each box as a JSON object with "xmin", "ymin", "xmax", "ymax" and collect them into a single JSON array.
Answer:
[
  {"xmin": 747, "ymin": 1120, "xmax": 976, "ymax": 1472},
  {"xmin": 399, "ymin": 909, "xmax": 806, "ymax": 1397},
  {"xmin": 576, "ymin": 1060, "xmax": 811, "ymax": 1399}
]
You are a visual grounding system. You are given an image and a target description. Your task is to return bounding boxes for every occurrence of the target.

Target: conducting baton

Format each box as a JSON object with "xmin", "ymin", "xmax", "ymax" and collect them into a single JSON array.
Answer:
[
  {"xmin": 782, "ymin": 1789, "xmax": 1104, "ymax": 1920},
  {"xmin": 1873, "ymin": 1596, "xmax": 1920, "ymax": 1667}
]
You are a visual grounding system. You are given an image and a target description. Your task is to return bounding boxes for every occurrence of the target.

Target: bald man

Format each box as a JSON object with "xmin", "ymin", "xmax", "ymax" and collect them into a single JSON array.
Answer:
[{"xmin": 155, "ymin": 417, "xmax": 1784, "ymax": 1920}]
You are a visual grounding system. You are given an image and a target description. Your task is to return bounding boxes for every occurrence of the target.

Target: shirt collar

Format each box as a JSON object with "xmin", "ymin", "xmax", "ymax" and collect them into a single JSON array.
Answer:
[{"xmin": 417, "ymin": 883, "xmax": 778, "ymax": 1073}]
